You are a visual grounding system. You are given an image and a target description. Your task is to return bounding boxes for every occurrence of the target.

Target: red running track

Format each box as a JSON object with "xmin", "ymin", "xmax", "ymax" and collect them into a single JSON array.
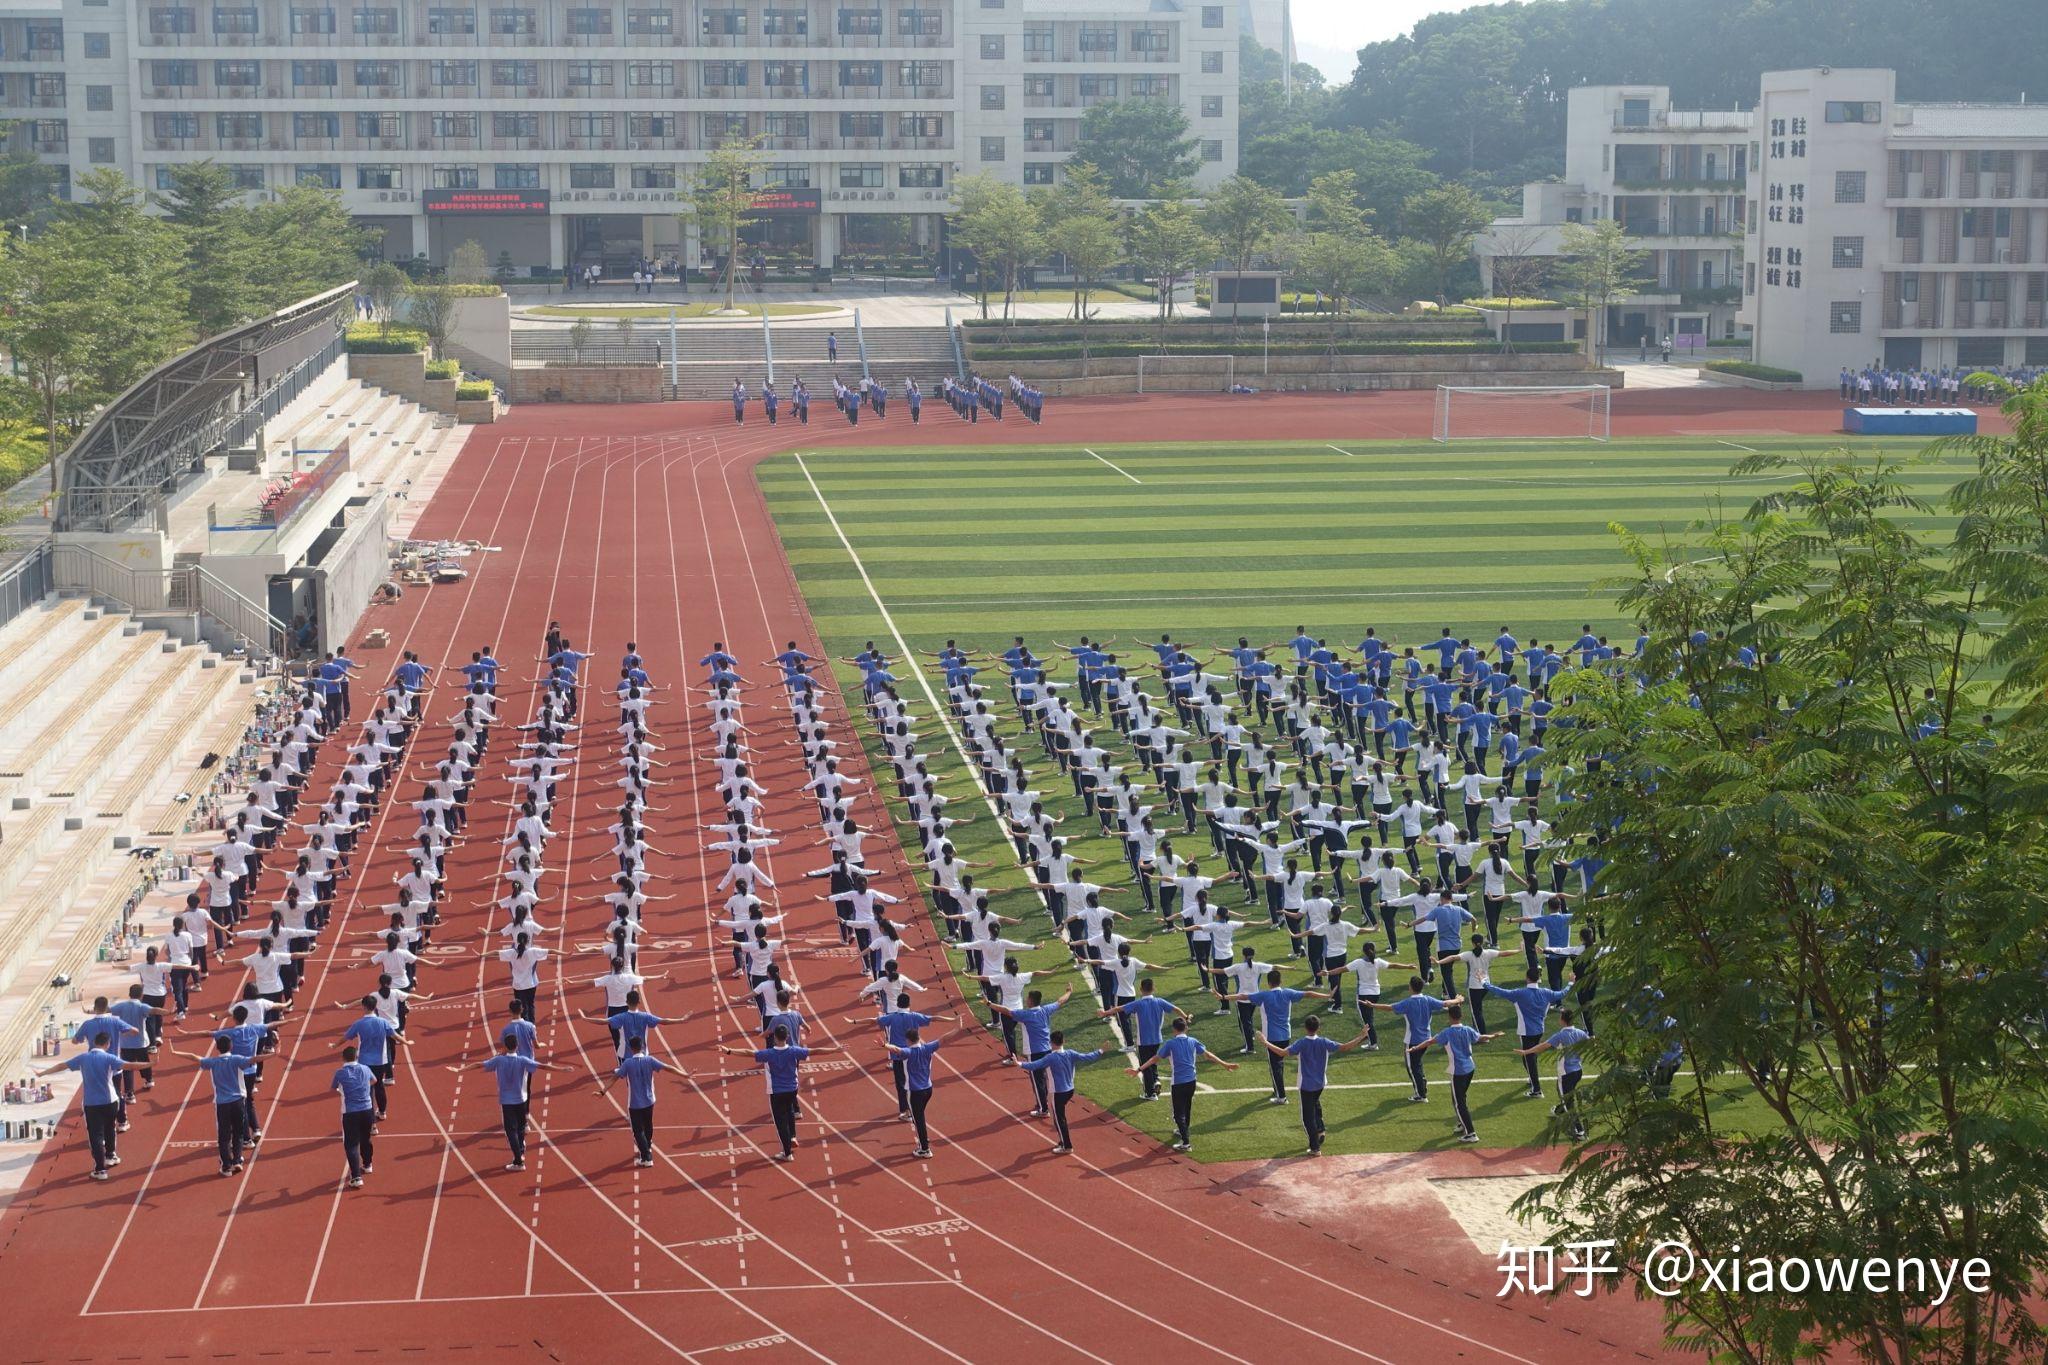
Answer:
[{"xmin": 7, "ymin": 386, "xmax": 1965, "ymax": 1363}]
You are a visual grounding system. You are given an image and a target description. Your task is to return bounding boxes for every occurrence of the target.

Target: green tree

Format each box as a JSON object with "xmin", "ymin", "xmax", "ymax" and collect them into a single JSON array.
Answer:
[
  {"xmin": 448, "ymin": 238, "xmax": 491, "ymax": 286},
  {"xmin": 0, "ymin": 175, "xmax": 188, "ymax": 491},
  {"xmin": 1480, "ymin": 223, "xmax": 1552, "ymax": 351},
  {"xmin": 242, "ymin": 184, "xmax": 368, "ymax": 313},
  {"xmin": 614, "ymin": 314, "xmax": 636, "ymax": 357},
  {"xmin": 1282, "ymin": 170, "xmax": 1394, "ymax": 317},
  {"xmin": 1124, "ymin": 192, "xmax": 1211, "ymax": 326},
  {"xmin": 1035, "ymin": 161, "xmax": 1124, "ymax": 324},
  {"xmin": 683, "ymin": 137, "xmax": 769, "ymax": 312},
  {"xmin": 1523, "ymin": 405, "xmax": 2048, "ymax": 1362},
  {"xmin": 0, "ymin": 133, "xmax": 60, "ymax": 233},
  {"xmin": 156, "ymin": 160, "xmax": 261, "ymax": 337},
  {"xmin": 1069, "ymin": 98, "xmax": 1200, "ymax": 198},
  {"xmin": 1400, "ymin": 183, "xmax": 1492, "ymax": 308},
  {"xmin": 1200, "ymin": 175, "xmax": 1291, "ymax": 327},
  {"xmin": 567, "ymin": 317, "xmax": 593, "ymax": 362},
  {"xmin": 1556, "ymin": 218, "xmax": 1648, "ymax": 365},
  {"xmin": 360, "ymin": 261, "xmax": 409, "ymax": 333},
  {"xmin": 950, "ymin": 173, "xmax": 1042, "ymax": 324},
  {"xmin": 405, "ymin": 283, "xmax": 459, "ymax": 357}
]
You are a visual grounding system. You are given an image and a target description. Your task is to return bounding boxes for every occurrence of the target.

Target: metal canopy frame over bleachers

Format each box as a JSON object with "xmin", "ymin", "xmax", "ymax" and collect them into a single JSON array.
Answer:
[{"xmin": 56, "ymin": 282, "xmax": 356, "ymax": 534}]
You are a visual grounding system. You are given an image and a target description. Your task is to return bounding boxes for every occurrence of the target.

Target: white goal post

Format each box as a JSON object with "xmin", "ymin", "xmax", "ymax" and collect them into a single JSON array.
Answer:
[
  {"xmin": 1136, "ymin": 354, "xmax": 1236, "ymax": 394},
  {"xmin": 1432, "ymin": 384, "xmax": 1613, "ymax": 442}
]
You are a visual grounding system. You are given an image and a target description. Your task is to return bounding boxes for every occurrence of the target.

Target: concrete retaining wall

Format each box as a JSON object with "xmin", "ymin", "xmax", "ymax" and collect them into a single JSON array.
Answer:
[
  {"xmin": 998, "ymin": 351, "xmax": 1616, "ymax": 397},
  {"xmin": 507, "ymin": 365, "xmax": 665, "ymax": 403}
]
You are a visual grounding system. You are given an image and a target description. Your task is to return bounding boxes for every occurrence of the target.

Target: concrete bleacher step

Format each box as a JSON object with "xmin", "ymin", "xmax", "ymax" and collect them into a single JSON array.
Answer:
[{"xmin": 0, "ymin": 612, "xmax": 144, "ymax": 785}]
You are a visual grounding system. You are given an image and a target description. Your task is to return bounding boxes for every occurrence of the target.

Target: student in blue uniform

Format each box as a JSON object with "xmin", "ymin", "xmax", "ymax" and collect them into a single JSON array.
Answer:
[
  {"xmin": 883, "ymin": 1023, "xmax": 952, "ymax": 1158},
  {"xmin": 170, "ymin": 1034, "xmax": 257, "ymax": 1176},
  {"xmin": 721, "ymin": 1025, "xmax": 838, "ymax": 1163},
  {"xmin": 454, "ymin": 1032, "xmax": 557, "ymax": 1171},
  {"xmin": 335, "ymin": 995, "xmax": 406, "ymax": 1120},
  {"xmin": 598, "ymin": 1035, "xmax": 673, "ymax": 1167},
  {"xmin": 1017, "ymin": 1030, "xmax": 1104, "ymax": 1154},
  {"xmin": 731, "ymin": 378, "xmax": 747, "ymax": 424},
  {"xmin": 1258, "ymin": 1013, "xmax": 1369, "ymax": 1155},
  {"xmin": 331, "ymin": 1044, "xmax": 379, "ymax": 1187},
  {"xmin": 1408, "ymin": 1003, "xmax": 1502, "ymax": 1143},
  {"xmin": 1099, "ymin": 978, "xmax": 1184, "ymax": 1100},
  {"xmin": 36, "ymin": 1032, "xmax": 145, "ymax": 1180},
  {"xmin": 1369, "ymin": 976, "xmax": 1457, "ymax": 1102},
  {"xmin": 991, "ymin": 985, "xmax": 1071, "ymax": 1118},
  {"xmin": 1230, "ymin": 967, "xmax": 1330, "ymax": 1104},
  {"xmin": 1517, "ymin": 1010, "xmax": 1591, "ymax": 1140},
  {"xmin": 1128, "ymin": 1015, "xmax": 1237, "ymax": 1151},
  {"xmin": 763, "ymin": 382, "xmax": 779, "ymax": 426},
  {"xmin": 1491, "ymin": 969, "xmax": 1571, "ymax": 1099}
]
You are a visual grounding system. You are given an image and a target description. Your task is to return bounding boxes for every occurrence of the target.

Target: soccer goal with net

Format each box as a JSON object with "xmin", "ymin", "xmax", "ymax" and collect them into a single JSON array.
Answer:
[
  {"xmin": 1432, "ymin": 384, "xmax": 1613, "ymax": 442},
  {"xmin": 1136, "ymin": 355, "xmax": 1236, "ymax": 394}
]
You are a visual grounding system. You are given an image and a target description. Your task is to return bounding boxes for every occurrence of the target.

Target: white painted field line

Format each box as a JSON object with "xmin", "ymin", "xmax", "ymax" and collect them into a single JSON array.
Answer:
[
  {"xmin": 1326, "ymin": 444, "xmax": 1355, "ymax": 457},
  {"xmin": 1082, "ymin": 448, "xmax": 1143, "ymax": 484},
  {"xmin": 1717, "ymin": 439, "xmax": 1760, "ymax": 453}
]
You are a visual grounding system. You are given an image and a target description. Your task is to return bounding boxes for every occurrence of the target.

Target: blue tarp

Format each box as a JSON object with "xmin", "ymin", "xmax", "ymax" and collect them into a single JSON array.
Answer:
[{"xmin": 1843, "ymin": 407, "xmax": 1978, "ymax": 435}]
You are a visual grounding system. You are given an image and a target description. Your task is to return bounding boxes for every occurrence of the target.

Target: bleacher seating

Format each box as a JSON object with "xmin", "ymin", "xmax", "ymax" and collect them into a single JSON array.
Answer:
[
  {"xmin": 0, "ymin": 598, "xmax": 259, "ymax": 1065},
  {"xmin": 275, "ymin": 372, "xmax": 461, "ymax": 500}
]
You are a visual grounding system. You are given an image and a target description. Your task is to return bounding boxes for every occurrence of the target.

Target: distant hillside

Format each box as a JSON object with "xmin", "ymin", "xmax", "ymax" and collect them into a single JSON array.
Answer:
[{"xmin": 1334, "ymin": 0, "xmax": 2047, "ymax": 191}]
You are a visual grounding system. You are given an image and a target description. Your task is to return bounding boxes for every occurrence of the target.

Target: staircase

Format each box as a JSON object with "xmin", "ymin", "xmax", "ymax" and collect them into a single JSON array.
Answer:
[{"xmin": 510, "ymin": 322, "xmax": 963, "ymax": 400}]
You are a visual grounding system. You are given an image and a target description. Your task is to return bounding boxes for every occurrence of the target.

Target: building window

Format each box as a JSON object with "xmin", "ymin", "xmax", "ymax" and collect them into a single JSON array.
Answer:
[
  {"xmin": 628, "ymin": 61, "xmax": 674, "ymax": 87},
  {"xmin": 427, "ymin": 7, "xmax": 475, "ymax": 33},
  {"xmin": 567, "ymin": 7, "xmax": 611, "ymax": 33},
  {"xmin": 214, "ymin": 60, "xmax": 259, "ymax": 87},
  {"xmin": 150, "ymin": 6, "xmax": 197, "ymax": 32},
  {"xmin": 899, "ymin": 8, "xmax": 941, "ymax": 36},
  {"xmin": 837, "ymin": 8, "xmax": 881, "ymax": 35},
  {"xmin": 1078, "ymin": 75, "xmax": 1117, "ymax": 99},
  {"xmin": 763, "ymin": 164, "xmax": 810, "ymax": 187},
  {"xmin": 899, "ymin": 113, "xmax": 943, "ymax": 139},
  {"xmin": 1993, "ymin": 207, "xmax": 2012, "ymax": 237},
  {"xmin": 838, "ymin": 61, "xmax": 881, "ymax": 87},
  {"xmin": 1202, "ymin": 4, "xmax": 1223, "ymax": 25},
  {"xmin": 1830, "ymin": 301, "xmax": 1861, "ymax": 333},
  {"xmin": 1023, "ymin": 26, "xmax": 1052, "ymax": 57},
  {"xmin": 1745, "ymin": 262, "xmax": 1756, "ymax": 295},
  {"xmin": 354, "ymin": 61, "xmax": 399, "ymax": 86},
  {"xmin": 297, "ymin": 163, "xmax": 341, "ymax": 188},
  {"xmin": 1024, "ymin": 75, "xmax": 1052, "ymax": 98},
  {"xmin": 357, "ymin": 164, "xmax": 402, "ymax": 189},
  {"xmin": 1824, "ymin": 101, "xmax": 1880, "ymax": 124},
  {"xmin": 1131, "ymin": 75, "xmax": 1168, "ymax": 96},
  {"xmin": 432, "ymin": 112, "xmax": 478, "ymax": 137},
  {"xmin": 759, "ymin": 59, "xmax": 802, "ymax": 85},
  {"xmin": 569, "ymin": 163, "xmax": 614, "ymax": 188},
  {"xmin": 1831, "ymin": 236, "xmax": 1863, "ymax": 269},
  {"xmin": 154, "ymin": 112, "xmax": 200, "ymax": 138},
  {"xmin": 704, "ymin": 60, "xmax": 748, "ymax": 86},
  {"xmin": 839, "ymin": 111, "xmax": 882, "ymax": 138},
  {"xmin": 1075, "ymin": 25, "xmax": 1112, "ymax": 51},
  {"xmin": 1899, "ymin": 275, "xmax": 1918, "ymax": 302},
  {"xmin": 353, "ymin": 6, "xmax": 398, "ymax": 33},
  {"xmin": 1834, "ymin": 170, "xmax": 1865, "ymax": 204},
  {"xmin": 900, "ymin": 164, "xmax": 942, "ymax": 188},
  {"xmin": 567, "ymin": 112, "xmax": 612, "ymax": 138},
  {"xmin": 839, "ymin": 163, "xmax": 883, "ymax": 188},
  {"xmin": 291, "ymin": 8, "xmax": 336, "ymax": 33},
  {"xmin": 568, "ymin": 61, "xmax": 614, "ymax": 86},
  {"xmin": 761, "ymin": 9, "xmax": 806, "ymax": 35},
  {"xmin": 86, "ymin": 85, "xmax": 113, "ymax": 111},
  {"xmin": 493, "ymin": 112, "xmax": 538, "ymax": 137},
  {"xmin": 1131, "ymin": 27, "xmax": 1169, "ymax": 53},
  {"xmin": 293, "ymin": 111, "xmax": 338, "ymax": 137},
  {"xmin": 630, "ymin": 165, "xmax": 674, "ymax": 188},
  {"xmin": 1895, "ymin": 207, "xmax": 1921, "ymax": 237},
  {"xmin": 898, "ymin": 61, "xmax": 943, "ymax": 87},
  {"xmin": 1023, "ymin": 164, "xmax": 1053, "ymax": 185},
  {"xmin": 979, "ymin": 136, "xmax": 1004, "ymax": 162},
  {"xmin": 212, "ymin": 6, "xmax": 259, "ymax": 33},
  {"xmin": 216, "ymin": 112, "xmax": 261, "ymax": 138},
  {"xmin": 1201, "ymin": 95, "xmax": 1222, "ymax": 118},
  {"xmin": 433, "ymin": 164, "xmax": 478, "ymax": 188},
  {"xmin": 704, "ymin": 112, "xmax": 747, "ymax": 138},
  {"xmin": 1201, "ymin": 139, "xmax": 1223, "ymax": 162},
  {"xmin": 1023, "ymin": 119, "xmax": 1053, "ymax": 143},
  {"xmin": 356, "ymin": 111, "xmax": 401, "ymax": 139},
  {"xmin": 491, "ymin": 60, "xmax": 537, "ymax": 86},
  {"xmin": 292, "ymin": 59, "xmax": 337, "ymax": 85},
  {"xmin": 979, "ymin": 34, "xmax": 1004, "ymax": 60},
  {"xmin": 430, "ymin": 61, "xmax": 476, "ymax": 86},
  {"xmin": 89, "ymin": 137, "xmax": 115, "ymax": 163},
  {"xmin": 83, "ymin": 33, "xmax": 111, "ymax": 58},
  {"xmin": 702, "ymin": 7, "xmax": 746, "ymax": 34},
  {"xmin": 490, "ymin": 7, "xmax": 535, "ymax": 33},
  {"xmin": 150, "ymin": 60, "xmax": 198, "ymax": 87},
  {"xmin": 494, "ymin": 163, "xmax": 540, "ymax": 188},
  {"xmin": 1200, "ymin": 50, "xmax": 1223, "ymax": 74},
  {"xmin": 627, "ymin": 8, "xmax": 670, "ymax": 33},
  {"xmin": 763, "ymin": 111, "xmax": 808, "ymax": 138}
]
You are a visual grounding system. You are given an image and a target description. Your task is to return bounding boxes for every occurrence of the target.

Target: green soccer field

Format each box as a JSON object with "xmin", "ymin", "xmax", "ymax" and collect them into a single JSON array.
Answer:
[{"xmin": 757, "ymin": 434, "xmax": 1952, "ymax": 1159}]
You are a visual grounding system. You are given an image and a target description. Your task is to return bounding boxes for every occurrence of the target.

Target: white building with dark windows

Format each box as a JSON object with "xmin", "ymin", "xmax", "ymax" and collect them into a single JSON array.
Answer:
[
  {"xmin": 1740, "ymin": 67, "xmax": 2048, "ymax": 382},
  {"xmin": 1473, "ymin": 84, "xmax": 1752, "ymax": 354},
  {"xmin": 0, "ymin": 0, "xmax": 1235, "ymax": 272}
]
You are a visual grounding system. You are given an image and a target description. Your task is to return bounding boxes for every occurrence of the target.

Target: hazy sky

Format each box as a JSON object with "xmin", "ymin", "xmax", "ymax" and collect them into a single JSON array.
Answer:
[{"xmin": 1287, "ymin": 0, "xmax": 1502, "ymax": 86}]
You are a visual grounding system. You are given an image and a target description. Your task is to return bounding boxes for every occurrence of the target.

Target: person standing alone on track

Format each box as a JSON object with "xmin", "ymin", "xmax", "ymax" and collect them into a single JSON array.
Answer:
[{"xmin": 331, "ymin": 1044, "xmax": 378, "ymax": 1188}]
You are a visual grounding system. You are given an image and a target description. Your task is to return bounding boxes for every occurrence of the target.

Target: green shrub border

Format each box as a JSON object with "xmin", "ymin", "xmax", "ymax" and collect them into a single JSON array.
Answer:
[
  {"xmin": 456, "ymin": 380, "xmax": 495, "ymax": 401},
  {"xmin": 969, "ymin": 340, "xmax": 1581, "ymax": 361},
  {"xmin": 1706, "ymin": 359, "xmax": 1803, "ymax": 383},
  {"xmin": 424, "ymin": 359, "xmax": 459, "ymax": 380},
  {"xmin": 345, "ymin": 322, "xmax": 427, "ymax": 354}
]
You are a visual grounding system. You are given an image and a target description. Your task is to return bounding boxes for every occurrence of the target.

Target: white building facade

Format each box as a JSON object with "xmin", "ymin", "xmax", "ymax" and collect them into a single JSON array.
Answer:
[
  {"xmin": 0, "ymin": 0, "xmax": 1235, "ymax": 271},
  {"xmin": 1740, "ymin": 67, "xmax": 2048, "ymax": 382},
  {"xmin": 1475, "ymin": 84, "xmax": 1752, "ymax": 352}
]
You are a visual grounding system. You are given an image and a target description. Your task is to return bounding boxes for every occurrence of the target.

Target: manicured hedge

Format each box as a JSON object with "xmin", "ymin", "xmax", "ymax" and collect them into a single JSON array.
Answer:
[
  {"xmin": 1463, "ymin": 297, "xmax": 1567, "ymax": 310},
  {"xmin": 456, "ymin": 380, "xmax": 495, "ymax": 400},
  {"xmin": 1706, "ymin": 337, "xmax": 1751, "ymax": 348},
  {"xmin": 969, "ymin": 340, "xmax": 1581, "ymax": 361},
  {"xmin": 424, "ymin": 359, "xmax": 459, "ymax": 379},
  {"xmin": 438, "ymin": 283, "xmax": 506, "ymax": 298},
  {"xmin": 1706, "ymin": 360, "xmax": 1803, "ymax": 383},
  {"xmin": 345, "ymin": 322, "xmax": 427, "ymax": 354}
]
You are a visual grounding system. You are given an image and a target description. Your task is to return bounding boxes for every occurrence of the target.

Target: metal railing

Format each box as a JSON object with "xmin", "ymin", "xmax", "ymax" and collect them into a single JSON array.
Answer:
[
  {"xmin": 49, "ymin": 542, "xmax": 286, "ymax": 661},
  {"xmin": 0, "ymin": 537, "xmax": 54, "ymax": 633}
]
